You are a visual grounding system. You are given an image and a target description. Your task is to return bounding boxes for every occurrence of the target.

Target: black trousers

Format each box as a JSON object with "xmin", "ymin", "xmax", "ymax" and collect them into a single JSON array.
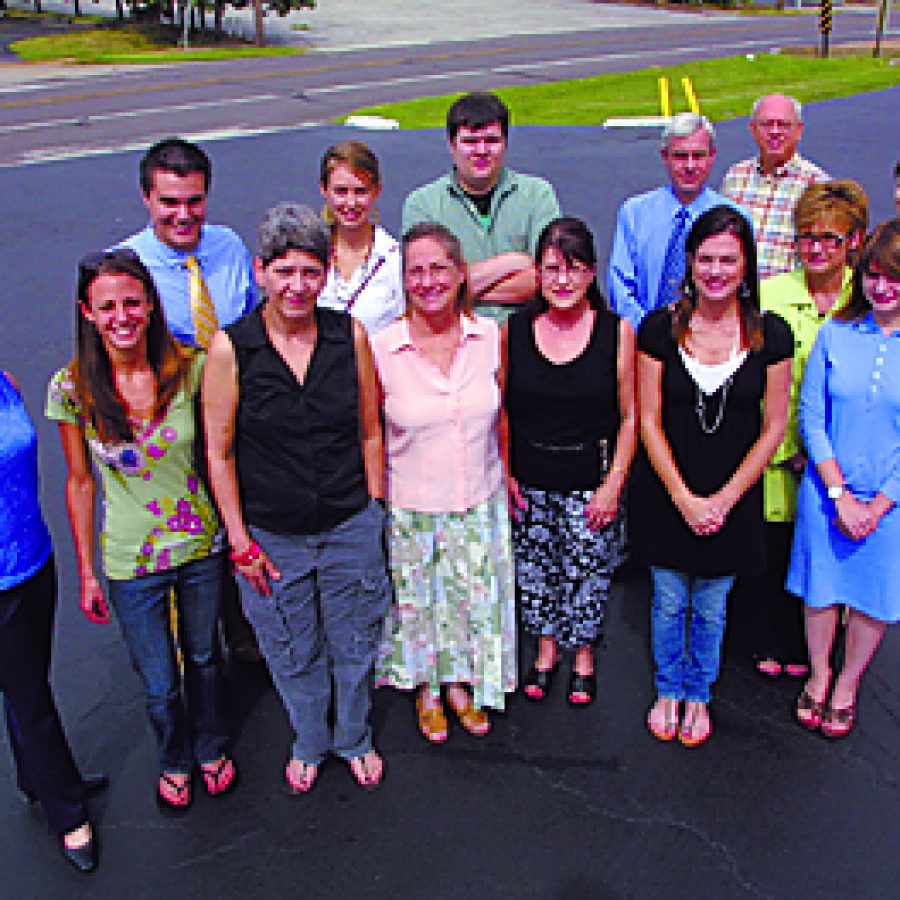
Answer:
[
  {"xmin": 0, "ymin": 557, "xmax": 88, "ymax": 835},
  {"xmin": 730, "ymin": 522, "xmax": 807, "ymax": 664}
]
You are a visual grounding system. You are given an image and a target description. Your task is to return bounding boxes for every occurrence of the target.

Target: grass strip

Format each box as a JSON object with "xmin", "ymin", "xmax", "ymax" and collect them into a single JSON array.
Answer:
[
  {"xmin": 343, "ymin": 54, "xmax": 900, "ymax": 128},
  {"xmin": 10, "ymin": 27, "xmax": 301, "ymax": 64}
]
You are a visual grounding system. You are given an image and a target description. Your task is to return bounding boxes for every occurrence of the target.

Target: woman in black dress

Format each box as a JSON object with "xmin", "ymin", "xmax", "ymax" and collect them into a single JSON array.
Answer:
[
  {"xmin": 501, "ymin": 217, "xmax": 637, "ymax": 706},
  {"xmin": 633, "ymin": 206, "xmax": 793, "ymax": 745}
]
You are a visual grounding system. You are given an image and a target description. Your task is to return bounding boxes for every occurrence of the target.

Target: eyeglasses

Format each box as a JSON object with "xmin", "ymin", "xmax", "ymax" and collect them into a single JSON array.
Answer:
[
  {"xmin": 796, "ymin": 232, "xmax": 848, "ymax": 251},
  {"xmin": 539, "ymin": 262, "xmax": 593, "ymax": 282},
  {"xmin": 78, "ymin": 248, "xmax": 142, "ymax": 280},
  {"xmin": 862, "ymin": 269, "xmax": 900, "ymax": 287}
]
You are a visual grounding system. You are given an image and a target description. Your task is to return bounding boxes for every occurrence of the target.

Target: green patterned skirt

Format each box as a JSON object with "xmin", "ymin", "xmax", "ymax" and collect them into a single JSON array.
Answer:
[{"xmin": 376, "ymin": 487, "xmax": 517, "ymax": 711}]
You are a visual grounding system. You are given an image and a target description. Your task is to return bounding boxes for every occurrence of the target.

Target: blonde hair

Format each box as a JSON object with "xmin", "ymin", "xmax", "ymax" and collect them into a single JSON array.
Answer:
[{"xmin": 794, "ymin": 180, "xmax": 869, "ymax": 237}]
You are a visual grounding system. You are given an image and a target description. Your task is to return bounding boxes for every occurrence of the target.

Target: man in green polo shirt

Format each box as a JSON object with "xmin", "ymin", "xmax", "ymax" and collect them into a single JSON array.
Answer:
[{"xmin": 402, "ymin": 92, "xmax": 561, "ymax": 319}]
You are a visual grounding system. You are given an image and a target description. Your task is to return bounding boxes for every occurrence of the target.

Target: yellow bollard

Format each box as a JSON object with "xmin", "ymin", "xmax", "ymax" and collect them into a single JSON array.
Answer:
[
  {"xmin": 682, "ymin": 77, "xmax": 701, "ymax": 115},
  {"xmin": 658, "ymin": 76, "xmax": 671, "ymax": 118}
]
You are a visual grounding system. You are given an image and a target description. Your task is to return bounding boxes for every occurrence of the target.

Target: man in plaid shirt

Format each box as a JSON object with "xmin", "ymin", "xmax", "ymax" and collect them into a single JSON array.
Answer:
[{"xmin": 721, "ymin": 94, "xmax": 829, "ymax": 279}]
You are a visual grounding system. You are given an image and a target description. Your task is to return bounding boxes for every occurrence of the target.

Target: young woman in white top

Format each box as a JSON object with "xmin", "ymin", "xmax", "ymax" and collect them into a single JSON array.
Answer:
[{"xmin": 317, "ymin": 140, "xmax": 404, "ymax": 336}]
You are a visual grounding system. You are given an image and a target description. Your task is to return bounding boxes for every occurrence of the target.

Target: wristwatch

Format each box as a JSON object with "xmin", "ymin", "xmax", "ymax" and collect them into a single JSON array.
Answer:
[{"xmin": 826, "ymin": 484, "xmax": 845, "ymax": 501}]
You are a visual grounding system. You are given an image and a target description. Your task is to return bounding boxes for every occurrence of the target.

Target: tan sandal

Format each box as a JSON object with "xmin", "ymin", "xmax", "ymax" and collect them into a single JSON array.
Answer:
[
  {"xmin": 416, "ymin": 693, "xmax": 448, "ymax": 743},
  {"xmin": 446, "ymin": 691, "xmax": 491, "ymax": 737}
]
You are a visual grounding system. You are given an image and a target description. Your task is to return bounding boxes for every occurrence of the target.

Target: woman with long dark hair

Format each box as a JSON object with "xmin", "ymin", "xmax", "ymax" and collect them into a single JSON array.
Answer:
[
  {"xmin": 632, "ymin": 206, "xmax": 793, "ymax": 745},
  {"xmin": 47, "ymin": 249, "xmax": 234, "ymax": 812},
  {"xmin": 501, "ymin": 217, "xmax": 636, "ymax": 706}
]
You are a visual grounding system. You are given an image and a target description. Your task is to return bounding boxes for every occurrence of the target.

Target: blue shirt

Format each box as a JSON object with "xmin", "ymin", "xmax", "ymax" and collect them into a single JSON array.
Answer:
[
  {"xmin": 119, "ymin": 224, "xmax": 258, "ymax": 347},
  {"xmin": 0, "ymin": 373, "xmax": 52, "ymax": 590},
  {"xmin": 607, "ymin": 185, "xmax": 748, "ymax": 330},
  {"xmin": 800, "ymin": 315, "xmax": 900, "ymax": 503}
]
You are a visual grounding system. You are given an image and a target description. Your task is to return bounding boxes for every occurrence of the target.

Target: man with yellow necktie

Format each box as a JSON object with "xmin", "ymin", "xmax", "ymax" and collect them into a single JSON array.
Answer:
[{"xmin": 119, "ymin": 137, "xmax": 260, "ymax": 663}]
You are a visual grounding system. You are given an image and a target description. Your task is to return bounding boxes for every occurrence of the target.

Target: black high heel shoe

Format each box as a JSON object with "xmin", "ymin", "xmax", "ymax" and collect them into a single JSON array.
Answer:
[
  {"xmin": 61, "ymin": 824, "xmax": 98, "ymax": 874},
  {"xmin": 567, "ymin": 671, "xmax": 596, "ymax": 707},
  {"xmin": 522, "ymin": 663, "xmax": 559, "ymax": 701}
]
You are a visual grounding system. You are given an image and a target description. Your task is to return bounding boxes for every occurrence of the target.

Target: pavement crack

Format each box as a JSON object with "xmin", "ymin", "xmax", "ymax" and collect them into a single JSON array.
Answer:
[{"xmin": 170, "ymin": 827, "xmax": 266, "ymax": 871}]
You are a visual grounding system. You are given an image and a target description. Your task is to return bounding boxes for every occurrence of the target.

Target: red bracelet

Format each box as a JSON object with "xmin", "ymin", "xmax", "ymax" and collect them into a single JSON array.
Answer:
[{"xmin": 230, "ymin": 542, "xmax": 261, "ymax": 567}]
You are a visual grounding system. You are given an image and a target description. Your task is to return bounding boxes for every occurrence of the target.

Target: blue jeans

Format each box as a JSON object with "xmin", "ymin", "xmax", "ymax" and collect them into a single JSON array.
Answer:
[
  {"xmin": 108, "ymin": 552, "xmax": 227, "ymax": 774},
  {"xmin": 650, "ymin": 567, "xmax": 735, "ymax": 704},
  {"xmin": 237, "ymin": 500, "xmax": 390, "ymax": 766}
]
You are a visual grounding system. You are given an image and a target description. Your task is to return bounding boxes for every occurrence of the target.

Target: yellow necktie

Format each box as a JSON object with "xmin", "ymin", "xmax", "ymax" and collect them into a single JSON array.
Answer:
[{"xmin": 186, "ymin": 255, "xmax": 218, "ymax": 349}]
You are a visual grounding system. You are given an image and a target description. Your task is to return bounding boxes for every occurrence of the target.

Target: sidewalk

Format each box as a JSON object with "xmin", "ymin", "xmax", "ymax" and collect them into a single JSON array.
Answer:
[{"xmin": 1, "ymin": 0, "xmax": 718, "ymax": 52}]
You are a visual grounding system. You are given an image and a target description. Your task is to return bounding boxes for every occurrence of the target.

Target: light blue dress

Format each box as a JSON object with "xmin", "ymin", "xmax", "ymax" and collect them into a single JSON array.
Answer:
[{"xmin": 786, "ymin": 315, "xmax": 900, "ymax": 623}]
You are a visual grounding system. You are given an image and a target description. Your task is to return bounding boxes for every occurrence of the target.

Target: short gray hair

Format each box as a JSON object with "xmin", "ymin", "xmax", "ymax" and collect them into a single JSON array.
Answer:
[
  {"xmin": 661, "ymin": 112, "xmax": 716, "ymax": 151},
  {"xmin": 751, "ymin": 94, "xmax": 803, "ymax": 123},
  {"xmin": 257, "ymin": 202, "xmax": 330, "ymax": 267}
]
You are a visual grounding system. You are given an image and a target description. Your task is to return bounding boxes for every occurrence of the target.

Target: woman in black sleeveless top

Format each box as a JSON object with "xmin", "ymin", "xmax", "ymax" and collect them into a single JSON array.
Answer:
[
  {"xmin": 203, "ymin": 204, "xmax": 389, "ymax": 793},
  {"xmin": 501, "ymin": 218, "xmax": 637, "ymax": 706}
]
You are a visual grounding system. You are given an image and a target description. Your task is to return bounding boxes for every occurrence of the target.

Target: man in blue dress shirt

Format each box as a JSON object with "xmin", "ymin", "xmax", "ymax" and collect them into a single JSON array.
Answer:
[
  {"xmin": 119, "ymin": 138, "xmax": 258, "ymax": 346},
  {"xmin": 119, "ymin": 138, "xmax": 260, "ymax": 662},
  {"xmin": 607, "ymin": 113, "xmax": 748, "ymax": 330}
]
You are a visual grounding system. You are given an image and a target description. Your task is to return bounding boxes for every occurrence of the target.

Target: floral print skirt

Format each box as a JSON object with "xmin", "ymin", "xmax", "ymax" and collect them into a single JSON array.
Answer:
[
  {"xmin": 376, "ymin": 488, "xmax": 517, "ymax": 711},
  {"xmin": 513, "ymin": 487, "xmax": 627, "ymax": 650}
]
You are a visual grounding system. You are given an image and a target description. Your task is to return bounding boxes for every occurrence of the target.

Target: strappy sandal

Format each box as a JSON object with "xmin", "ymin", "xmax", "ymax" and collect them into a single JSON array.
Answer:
[
  {"xmin": 200, "ymin": 757, "xmax": 237, "ymax": 797},
  {"xmin": 285, "ymin": 759, "xmax": 318, "ymax": 795},
  {"xmin": 416, "ymin": 692, "xmax": 448, "ymax": 743},
  {"xmin": 446, "ymin": 691, "xmax": 491, "ymax": 737},
  {"xmin": 157, "ymin": 772, "xmax": 192, "ymax": 814},
  {"xmin": 647, "ymin": 698, "xmax": 679, "ymax": 742},
  {"xmin": 567, "ymin": 672, "xmax": 596, "ymax": 707},
  {"xmin": 522, "ymin": 661, "xmax": 559, "ymax": 701},
  {"xmin": 678, "ymin": 703, "xmax": 713, "ymax": 747},
  {"xmin": 821, "ymin": 703, "xmax": 856, "ymax": 739},
  {"xmin": 795, "ymin": 689, "xmax": 827, "ymax": 731},
  {"xmin": 348, "ymin": 751, "xmax": 384, "ymax": 790}
]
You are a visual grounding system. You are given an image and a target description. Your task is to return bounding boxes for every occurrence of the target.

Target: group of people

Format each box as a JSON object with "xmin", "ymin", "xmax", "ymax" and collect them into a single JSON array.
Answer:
[{"xmin": 2, "ymin": 89, "xmax": 897, "ymax": 875}]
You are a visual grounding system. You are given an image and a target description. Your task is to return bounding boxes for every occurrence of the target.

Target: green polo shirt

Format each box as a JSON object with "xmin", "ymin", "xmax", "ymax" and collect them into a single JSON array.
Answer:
[
  {"xmin": 759, "ymin": 266, "xmax": 851, "ymax": 522},
  {"xmin": 401, "ymin": 167, "xmax": 561, "ymax": 262}
]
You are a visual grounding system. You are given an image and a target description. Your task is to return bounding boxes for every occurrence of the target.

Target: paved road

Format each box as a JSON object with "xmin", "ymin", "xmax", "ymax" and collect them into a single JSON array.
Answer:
[
  {"xmin": 0, "ymin": 87, "xmax": 897, "ymax": 898},
  {"xmin": 0, "ymin": 9, "xmax": 890, "ymax": 167}
]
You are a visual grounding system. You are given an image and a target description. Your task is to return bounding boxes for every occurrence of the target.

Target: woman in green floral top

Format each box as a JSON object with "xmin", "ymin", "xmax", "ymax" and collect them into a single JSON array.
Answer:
[{"xmin": 47, "ymin": 249, "xmax": 235, "ymax": 812}]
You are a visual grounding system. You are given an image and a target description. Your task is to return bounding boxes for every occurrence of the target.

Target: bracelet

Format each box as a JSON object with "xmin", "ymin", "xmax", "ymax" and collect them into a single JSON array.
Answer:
[{"xmin": 230, "ymin": 542, "xmax": 261, "ymax": 567}]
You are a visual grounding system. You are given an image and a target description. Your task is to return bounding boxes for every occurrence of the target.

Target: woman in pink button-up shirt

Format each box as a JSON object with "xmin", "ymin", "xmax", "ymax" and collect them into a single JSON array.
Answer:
[{"xmin": 372, "ymin": 222, "xmax": 516, "ymax": 744}]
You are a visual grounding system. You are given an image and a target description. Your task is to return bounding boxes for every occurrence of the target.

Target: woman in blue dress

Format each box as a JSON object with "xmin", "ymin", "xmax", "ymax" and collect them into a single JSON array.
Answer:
[{"xmin": 788, "ymin": 219, "xmax": 900, "ymax": 738}]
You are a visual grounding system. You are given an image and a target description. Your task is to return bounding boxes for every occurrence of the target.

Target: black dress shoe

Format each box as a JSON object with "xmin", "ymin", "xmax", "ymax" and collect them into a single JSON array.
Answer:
[
  {"xmin": 61, "ymin": 831, "xmax": 98, "ymax": 874},
  {"xmin": 522, "ymin": 663, "xmax": 558, "ymax": 701},
  {"xmin": 567, "ymin": 672, "xmax": 597, "ymax": 707},
  {"xmin": 82, "ymin": 773, "xmax": 109, "ymax": 796}
]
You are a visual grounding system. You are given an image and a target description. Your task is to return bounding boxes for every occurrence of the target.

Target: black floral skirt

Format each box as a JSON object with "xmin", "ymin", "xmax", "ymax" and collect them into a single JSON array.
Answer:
[{"xmin": 512, "ymin": 487, "xmax": 626, "ymax": 650}]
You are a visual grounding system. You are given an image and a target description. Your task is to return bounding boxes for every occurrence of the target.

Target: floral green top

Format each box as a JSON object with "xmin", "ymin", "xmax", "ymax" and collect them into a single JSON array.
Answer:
[
  {"xmin": 759, "ymin": 266, "xmax": 851, "ymax": 522},
  {"xmin": 46, "ymin": 354, "xmax": 221, "ymax": 581}
]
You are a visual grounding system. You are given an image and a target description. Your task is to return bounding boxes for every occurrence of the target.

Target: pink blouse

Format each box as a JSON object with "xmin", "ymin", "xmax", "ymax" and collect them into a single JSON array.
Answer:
[{"xmin": 372, "ymin": 314, "xmax": 503, "ymax": 513}]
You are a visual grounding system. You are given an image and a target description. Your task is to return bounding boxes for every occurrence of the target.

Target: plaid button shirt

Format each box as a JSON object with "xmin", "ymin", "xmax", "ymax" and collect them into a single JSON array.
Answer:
[{"xmin": 721, "ymin": 153, "xmax": 829, "ymax": 279}]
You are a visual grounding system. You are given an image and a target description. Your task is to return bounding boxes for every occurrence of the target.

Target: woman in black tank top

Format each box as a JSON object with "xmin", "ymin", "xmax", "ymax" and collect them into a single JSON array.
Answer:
[{"xmin": 500, "ymin": 218, "xmax": 637, "ymax": 707}]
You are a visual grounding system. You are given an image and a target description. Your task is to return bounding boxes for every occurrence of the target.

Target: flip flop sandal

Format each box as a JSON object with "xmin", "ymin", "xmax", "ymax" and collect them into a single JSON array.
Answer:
[
  {"xmin": 678, "ymin": 707, "xmax": 713, "ymax": 747},
  {"xmin": 157, "ymin": 772, "xmax": 192, "ymax": 814},
  {"xmin": 285, "ymin": 760, "xmax": 318, "ymax": 795},
  {"xmin": 200, "ymin": 757, "xmax": 237, "ymax": 797},
  {"xmin": 647, "ymin": 698, "xmax": 679, "ymax": 742},
  {"xmin": 349, "ymin": 752, "xmax": 384, "ymax": 790}
]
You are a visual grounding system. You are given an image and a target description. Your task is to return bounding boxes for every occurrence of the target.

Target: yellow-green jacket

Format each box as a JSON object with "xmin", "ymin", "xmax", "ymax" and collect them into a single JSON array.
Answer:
[{"xmin": 759, "ymin": 267, "xmax": 852, "ymax": 521}]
